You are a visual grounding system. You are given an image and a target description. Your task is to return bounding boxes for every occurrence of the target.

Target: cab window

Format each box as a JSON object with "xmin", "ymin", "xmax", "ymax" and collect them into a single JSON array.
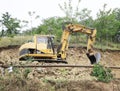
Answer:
[{"xmin": 37, "ymin": 37, "xmax": 48, "ymax": 44}]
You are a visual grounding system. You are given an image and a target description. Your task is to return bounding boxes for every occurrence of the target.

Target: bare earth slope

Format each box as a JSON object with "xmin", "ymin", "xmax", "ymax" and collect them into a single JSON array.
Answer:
[{"xmin": 0, "ymin": 46, "xmax": 120, "ymax": 91}]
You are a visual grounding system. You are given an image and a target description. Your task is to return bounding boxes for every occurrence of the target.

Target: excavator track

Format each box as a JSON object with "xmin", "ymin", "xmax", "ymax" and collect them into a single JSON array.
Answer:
[
  {"xmin": 32, "ymin": 59, "xmax": 68, "ymax": 64},
  {"xmin": 20, "ymin": 58, "xmax": 68, "ymax": 64}
]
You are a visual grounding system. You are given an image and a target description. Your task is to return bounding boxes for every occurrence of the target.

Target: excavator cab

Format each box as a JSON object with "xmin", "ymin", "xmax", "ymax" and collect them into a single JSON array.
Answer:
[
  {"xmin": 19, "ymin": 35, "xmax": 56, "ymax": 61},
  {"xmin": 35, "ymin": 35, "xmax": 54, "ymax": 52}
]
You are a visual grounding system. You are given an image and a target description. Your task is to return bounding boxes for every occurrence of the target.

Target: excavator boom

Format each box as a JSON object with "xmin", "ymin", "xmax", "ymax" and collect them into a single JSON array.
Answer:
[{"xmin": 57, "ymin": 23, "xmax": 101, "ymax": 64}]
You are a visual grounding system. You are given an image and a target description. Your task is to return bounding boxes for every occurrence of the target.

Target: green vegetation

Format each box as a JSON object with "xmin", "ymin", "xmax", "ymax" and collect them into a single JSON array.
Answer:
[
  {"xmin": 23, "ymin": 68, "xmax": 32, "ymax": 78},
  {"xmin": 0, "ymin": 35, "xmax": 119, "ymax": 50},
  {"xmin": 91, "ymin": 64, "xmax": 113, "ymax": 83},
  {"xmin": 0, "ymin": 12, "xmax": 20, "ymax": 37},
  {"xmin": 0, "ymin": 0, "xmax": 120, "ymax": 49},
  {"xmin": 23, "ymin": 1, "xmax": 120, "ymax": 49},
  {"xmin": 59, "ymin": 68, "xmax": 69, "ymax": 76},
  {"xmin": 0, "ymin": 36, "xmax": 32, "ymax": 47}
]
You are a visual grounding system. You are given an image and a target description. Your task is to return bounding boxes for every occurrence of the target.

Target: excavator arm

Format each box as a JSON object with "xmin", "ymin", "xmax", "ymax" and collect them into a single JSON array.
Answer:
[{"xmin": 57, "ymin": 23, "xmax": 101, "ymax": 64}]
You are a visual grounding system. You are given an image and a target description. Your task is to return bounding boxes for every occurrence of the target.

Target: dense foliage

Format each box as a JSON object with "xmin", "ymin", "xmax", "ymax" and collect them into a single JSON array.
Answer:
[{"xmin": 94, "ymin": 4, "xmax": 120, "ymax": 41}]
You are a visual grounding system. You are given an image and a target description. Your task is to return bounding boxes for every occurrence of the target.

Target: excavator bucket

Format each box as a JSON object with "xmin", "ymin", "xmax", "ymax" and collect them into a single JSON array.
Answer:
[{"xmin": 86, "ymin": 52, "xmax": 101, "ymax": 64}]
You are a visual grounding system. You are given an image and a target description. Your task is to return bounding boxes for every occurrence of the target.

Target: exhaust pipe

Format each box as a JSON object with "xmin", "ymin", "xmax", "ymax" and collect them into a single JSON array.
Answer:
[{"xmin": 86, "ymin": 52, "xmax": 101, "ymax": 64}]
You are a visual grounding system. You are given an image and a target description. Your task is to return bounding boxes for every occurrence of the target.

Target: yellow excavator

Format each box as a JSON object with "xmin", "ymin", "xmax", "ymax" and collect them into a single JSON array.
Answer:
[{"xmin": 19, "ymin": 23, "xmax": 101, "ymax": 64}]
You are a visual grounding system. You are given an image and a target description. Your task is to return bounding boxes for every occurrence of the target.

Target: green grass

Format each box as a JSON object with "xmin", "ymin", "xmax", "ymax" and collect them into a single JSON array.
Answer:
[
  {"xmin": 0, "ymin": 35, "xmax": 119, "ymax": 50},
  {"xmin": 95, "ymin": 41, "xmax": 120, "ymax": 50},
  {"xmin": 0, "ymin": 36, "xmax": 32, "ymax": 47}
]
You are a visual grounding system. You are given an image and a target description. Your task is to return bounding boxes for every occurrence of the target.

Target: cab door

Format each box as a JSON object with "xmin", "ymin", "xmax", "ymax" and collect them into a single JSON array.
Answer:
[{"xmin": 35, "ymin": 36, "xmax": 48, "ymax": 51}]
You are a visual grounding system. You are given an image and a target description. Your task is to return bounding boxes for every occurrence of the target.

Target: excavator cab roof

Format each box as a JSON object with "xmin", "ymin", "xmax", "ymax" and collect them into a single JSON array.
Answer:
[
  {"xmin": 33, "ymin": 35, "xmax": 55, "ymax": 44},
  {"xmin": 34, "ymin": 35, "xmax": 55, "ymax": 38}
]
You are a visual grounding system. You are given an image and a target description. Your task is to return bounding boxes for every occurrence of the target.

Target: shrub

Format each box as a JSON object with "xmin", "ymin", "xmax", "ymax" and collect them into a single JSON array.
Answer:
[{"xmin": 91, "ymin": 63, "xmax": 113, "ymax": 83}]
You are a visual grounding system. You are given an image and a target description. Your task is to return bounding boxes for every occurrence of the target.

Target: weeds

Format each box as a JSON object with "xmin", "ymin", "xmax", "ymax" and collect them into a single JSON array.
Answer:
[
  {"xmin": 23, "ymin": 68, "xmax": 31, "ymax": 78},
  {"xmin": 13, "ymin": 68, "xmax": 20, "ymax": 74},
  {"xmin": 91, "ymin": 63, "xmax": 113, "ymax": 83},
  {"xmin": 0, "ymin": 73, "xmax": 42, "ymax": 91},
  {"xmin": 41, "ymin": 78, "xmax": 49, "ymax": 83},
  {"xmin": 59, "ymin": 68, "xmax": 69, "ymax": 76}
]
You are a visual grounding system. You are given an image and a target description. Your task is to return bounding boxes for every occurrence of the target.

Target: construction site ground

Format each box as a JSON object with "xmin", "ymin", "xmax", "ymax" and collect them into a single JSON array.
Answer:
[{"xmin": 0, "ymin": 45, "xmax": 120, "ymax": 91}]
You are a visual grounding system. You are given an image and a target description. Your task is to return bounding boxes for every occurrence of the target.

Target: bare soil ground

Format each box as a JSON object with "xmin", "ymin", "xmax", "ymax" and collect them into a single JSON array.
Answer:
[{"xmin": 0, "ymin": 46, "xmax": 120, "ymax": 91}]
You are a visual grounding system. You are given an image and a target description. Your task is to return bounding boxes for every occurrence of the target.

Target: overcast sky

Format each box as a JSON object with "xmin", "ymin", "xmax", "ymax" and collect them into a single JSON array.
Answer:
[{"xmin": 0, "ymin": 0, "xmax": 120, "ymax": 29}]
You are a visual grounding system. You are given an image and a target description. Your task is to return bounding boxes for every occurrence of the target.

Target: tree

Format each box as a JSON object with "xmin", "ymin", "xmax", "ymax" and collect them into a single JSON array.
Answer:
[
  {"xmin": 112, "ymin": 8, "xmax": 120, "ymax": 42},
  {"xmin": 33, "ymin": 17, "xmax": 67, "ymax": 39},
  {"xmin": 78, "ymin": 8, "xmax": 94, "ymax": 27},
  {"xmin": 113, "ymin": 8, "xmax": 120, "ymax": 21},
  {"xmin": 59, "ymin": 0, "xmax": 92, "ymax": 23},
  {"xmin": 59, "ymin": 0, "xmax": 81, "ymax": 22},
  {"xmin": 0, "ymin": 12, "xmax": 20, "ymax": 37},
  {"xmin": 28, "ymin": 11, "xmax": 40, "ymax": 35},
  {"xmin": 94, "ymin": 4, "xmax": 120, "ymax": 40}
]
